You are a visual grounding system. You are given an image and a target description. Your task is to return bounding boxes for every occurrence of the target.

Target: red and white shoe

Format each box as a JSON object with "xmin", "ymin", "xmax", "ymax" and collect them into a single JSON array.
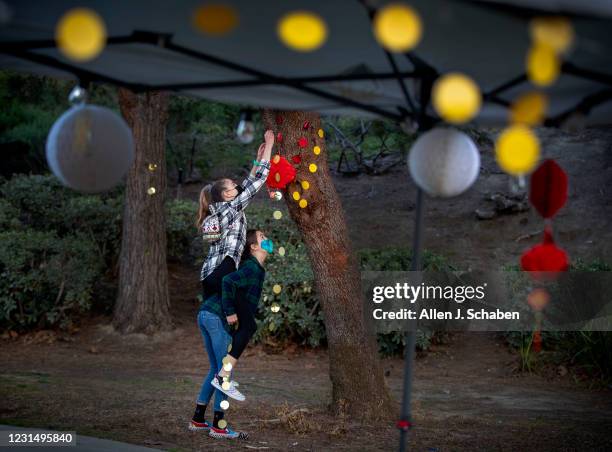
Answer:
[
  {"xmin": 188, "ymin": 419, "xmax": 211, "ymax": 431},
  {"xmin": 209, "ymin": 425, "xmax": 249, "ymax": 440}
]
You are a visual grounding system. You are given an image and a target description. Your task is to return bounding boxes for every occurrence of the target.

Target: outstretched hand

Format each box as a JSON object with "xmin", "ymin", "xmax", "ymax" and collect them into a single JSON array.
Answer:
[
  {"xmin": 264, "ymin": 129, "xmax": 275, "ymax": 145},
  {"xmin": 256, "ymin": 143, "xmax": 266, "ymax": 160}
]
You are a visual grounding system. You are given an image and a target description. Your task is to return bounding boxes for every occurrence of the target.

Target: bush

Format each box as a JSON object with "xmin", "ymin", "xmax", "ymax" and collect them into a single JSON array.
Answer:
[{"xmin": 0, "ymin": 229, "xmax": 103, "ymax": 331}]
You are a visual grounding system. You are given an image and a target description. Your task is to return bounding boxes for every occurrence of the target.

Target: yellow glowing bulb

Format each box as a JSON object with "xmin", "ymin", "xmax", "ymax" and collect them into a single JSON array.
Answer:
[
  {"xmin": 220, "ymin": 400, "xmax": 230, "ymax": 410},
  {"xmin": 222, "ymin": 356, "xmax": 229, "ymax": 364},
  {"xmin": 317, "ymin": 129, "xmax": 324, "ymax": 138},
  {"xmin": 273, "ymin": 210, "xmax": 283, "ymax": 220},
  {"xmin": 148, "ymin": 163, "xmax": 157, "ymax": 171},
  {"xmin": 530, "ymin": 16, "xmax": 574, "ymax": 54},
  {"xmin": 218, "ymin": 419, "xmax": 228, "ymax": 428},
  {"xmin": 373, "ymin": 3, "xmax": 422, "ymax": 52},
  {"xmin": 223, "ymin": 362, "xmax": 232, "ymax": 372},
  {"xmin": 510, "ymin": 92, "xmax": 548, "ymax": 126},
  {"xmin": 147, "ymin": 187, "xmax": 156, "ymax": 195},
  {"xmin": 273, "ymin": 154, "xmax": 281, "ymax": 164},
  {"xmin": 271, "ymin": 303, "xmax": 280, "ymax": 313},
  {"xmin": 299, "ymin": 199, "xmax": 308, "ymax": 208},
  {"xmin": 192, "ymin": 4, "xmax": 238, "ymax": 36},
  {"xmin": 227, "ymin": 343, "xmax": 232, "ymax": 352},
  {"xmin": 432, "ymin": 73, "xmax": 481, "ymax": 124},
  {"xmin": 56, "ymin": 8, "xmax": 106, "ymax": 62},
  {"xmin": 292, "ymin": 191, "xmax": 301, "ymax": 201},
  {"xmin": 309, "ymin": 163, "xmax": 317, "ymax": 173},
  {"xmin": 495, "ymin": 125, "xmax": 540, "ymax": 176},
  {"xmin": 313, "ymin": 146, "xmax": 321, "ymax": 155},
  {"xmin": 221, "ymin": 381, "xmax": 230, "ymax": 391},
  {"xmin": 278, "ymin": 246, "xmax": 286, "ymax": 257},
  {"xmin": 527, "ymin": 44, "xmax": 560, "ymax": 87},
  {"xmin": 273, "ymin": 284, "xmax": 282, "ymax": 294},
  {"xmin": 301, "ymin": 180, "xmax": 310, "ymax": 190},
  {"xmin": 278, "ymin": 11, "xmax": 328, "ymax": 52}
]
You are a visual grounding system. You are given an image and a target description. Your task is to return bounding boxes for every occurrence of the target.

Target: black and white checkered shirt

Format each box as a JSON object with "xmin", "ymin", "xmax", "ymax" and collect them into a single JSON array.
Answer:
[{"xmin": 199, "ymin": 160, "xmax": 271, "ymax": 282}]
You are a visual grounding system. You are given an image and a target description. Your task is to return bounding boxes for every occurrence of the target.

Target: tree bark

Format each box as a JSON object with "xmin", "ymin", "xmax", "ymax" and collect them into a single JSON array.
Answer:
[
  {"xmin": 262, "ymin": 110, "xmax": 394, "ymax": 420},
  {"xmin": 113, "ymin": 89, "xmax": 172, "ymax": 334}
]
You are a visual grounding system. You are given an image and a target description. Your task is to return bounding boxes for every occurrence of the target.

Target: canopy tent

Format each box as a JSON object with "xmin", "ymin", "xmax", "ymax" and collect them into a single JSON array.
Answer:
[
  {"xmin": 1, "ymin": 0, "xmax": 611, "ymax": 126},
  {"xmin": 1, "ymin": 1, "xmax": 611, "ymax": 451}
]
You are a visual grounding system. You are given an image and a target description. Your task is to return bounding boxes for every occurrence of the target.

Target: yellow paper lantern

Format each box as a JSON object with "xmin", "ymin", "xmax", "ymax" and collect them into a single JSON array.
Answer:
[
  {"xmin": 432, "ymin": 73, "xmax": 481, "ymax": 124},
  {"xmin": 299, "ymin": 199, "xmax": 308, "ymax": 208},
  {"xmin": 530, "ymin": 16, "xmax": 574, "ymax": 54},
  {"xmin": 192, "ymin": 4, "xmax": 238, "ymax": 36},
  {"xmin": 526, "ymin": 44, "xmax": 560, "ymax": 87},
  {"xmin": 373, "ymin": 3, "xmax": 422, "ymax": 52},
  {"xmin": 510, "ymin": 92, "xmax": 548, "ymax": 126},
  {"xmin": 278, "ymin": 11, "xmax": 327, "ymax": 52},
  {"xmin": 317, "ymin": 129, "xmax": 324, "ymax": 138},
  {"xmin": 495, "ymin": 125, "xmax": 540, "ymax": 176},
  {"xmin": 273, "ymin": 284, "xmax": 282, "ymax": 294},
  {"xmin": 273, "ymin": 210, "xmax": 283, "ymax": 220},
  {"xmin": 309, "ymin": 163, "xmax": 318, "ymax": 173},
  {"xmin": 56, "ymin": 8, "xmax": 106, "ymax": 62},
  {"xmin": 292, "ymin": 191, "xmax": 300, "ymax": 201},
  {"xmin": 313, "ymin": 146, "xmax": 321, "ymax": 155},
  {"xmin": 301, "ymin": 180, "xmax": 310, "ymax": 190}
]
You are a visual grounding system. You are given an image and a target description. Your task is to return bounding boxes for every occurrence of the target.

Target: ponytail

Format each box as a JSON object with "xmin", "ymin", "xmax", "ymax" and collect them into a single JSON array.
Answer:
[{"xmin": 195, "ymin": 184, "xmax": 213, "ymax": 229}]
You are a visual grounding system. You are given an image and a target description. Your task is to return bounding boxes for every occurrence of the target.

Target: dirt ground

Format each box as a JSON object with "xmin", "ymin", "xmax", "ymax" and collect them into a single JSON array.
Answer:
[{"xmin": 2, "ymin": 126, "xmax": 611, "ymax": 451}]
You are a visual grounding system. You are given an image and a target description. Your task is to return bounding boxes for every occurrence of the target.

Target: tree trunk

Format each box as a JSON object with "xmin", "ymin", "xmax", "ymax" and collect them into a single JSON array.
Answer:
[
  {"xmin": 262, "ymin": 110, "xmax": 394, "ymax": 420},
  {"xmin": 113, "ymin": 89, "xmax": 172, "ymax": 334}
]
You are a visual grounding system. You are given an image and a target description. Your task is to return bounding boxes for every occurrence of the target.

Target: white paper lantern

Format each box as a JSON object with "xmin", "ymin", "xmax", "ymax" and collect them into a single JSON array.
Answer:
[
  {"xmin": 46, "ymin": 105, "xmax": 134, "ymax": 193},
  {"xmin": 408, "ymin": 128, "xmax": 480, "ymax": 197}
]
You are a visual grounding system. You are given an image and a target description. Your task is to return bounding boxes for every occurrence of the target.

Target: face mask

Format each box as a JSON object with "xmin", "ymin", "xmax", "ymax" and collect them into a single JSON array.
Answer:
[{"xmin": 261, "ymin": 238, "xmax": 274, "ymax": 253}]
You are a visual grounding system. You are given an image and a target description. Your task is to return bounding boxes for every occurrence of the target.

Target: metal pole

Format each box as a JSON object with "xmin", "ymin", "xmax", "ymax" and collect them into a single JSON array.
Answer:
[{"xmin": 398, "ymin": 187, "xmax": 424, "ymax": 452}]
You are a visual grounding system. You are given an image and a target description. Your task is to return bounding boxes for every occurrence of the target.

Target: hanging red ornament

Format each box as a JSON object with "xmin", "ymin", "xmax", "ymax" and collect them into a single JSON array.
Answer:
[
  {"xmin": 298, "ymin": 137, "xmax": 308, "ymax": 148},
  {"xmin": 276, "ymin": 132, "xmax": 283, "ymax": 143},
  {"xmin": 291, "ymin": 155, "xmax": 302, "ymax": 164},
  {"xmin": 275, "ymin": 115, "xmax": 283, "ymax": 125},
  {"xmin": 303, "ymin": 120, "xmax": 310, "ymax": 130},
  {"xmin": 530, "ymin": 159, "xmax": 568, "ymax": 219},
  {"xmin": 266, "ymin": 155, "xmax": 297, "ymax": 189},
  {"xmin": 520, "ymin": 227, "xmax": 569, "ymax": 279},
  {"xmin": 532, "ymin": 330, "xmax": 542, "ymax": 353}
]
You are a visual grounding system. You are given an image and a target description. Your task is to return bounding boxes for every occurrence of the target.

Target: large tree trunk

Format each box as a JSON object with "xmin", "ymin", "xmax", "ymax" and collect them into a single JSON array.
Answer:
[
  {"xmin": 113, "ymin": 89, "xmax": 172, "ymax": 334},
  {"xmin": 262, "ymin": 110, "xmax": 394, "ymax": 420}
]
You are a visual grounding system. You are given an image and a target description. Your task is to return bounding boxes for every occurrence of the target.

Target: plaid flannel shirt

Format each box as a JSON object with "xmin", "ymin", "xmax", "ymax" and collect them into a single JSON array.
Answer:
[
  {"xmin": 200, "ymin": 256, "xmax": 266, "ymax": 331},
  {"xmin": 199, "ymin": 160, "xmax": 270, "ymax": 282}
]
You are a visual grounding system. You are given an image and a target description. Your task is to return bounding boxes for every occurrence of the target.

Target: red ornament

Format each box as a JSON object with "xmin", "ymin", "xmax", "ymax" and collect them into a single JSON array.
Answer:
[
  {"xmin": 291, "ymin": 155, "xmax": 302, "ymax": 164},
  {"xmin": 266, "ymin": 156, "xmax": 297, "ymax": 189},
  {"xmin": 303, "ymin": 120, "xmax": 310, "ymax": 130},
  {"xmin": 275, "ymin": 115, "xmax": 283, "ymax": 125},
  {"xmin": 532, "ymin": 331, "xmax": 542, "ymax": 353},
  {"xmin": 298, "ymin": 137, "xmax": 308, "ymax": 148},
  {"xmin": 530, "ymin": 159, "xmax": 568, "ymax": 219},
  {"xmin": 520, "ymin": 227, "xmax": 569, "ymax": 279},
  {"xmin": 276, "ymin": 132, "xmax": 283, "ymax": 143}
]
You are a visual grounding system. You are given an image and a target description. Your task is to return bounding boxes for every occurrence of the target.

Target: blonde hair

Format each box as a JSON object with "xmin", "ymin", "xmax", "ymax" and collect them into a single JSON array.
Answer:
[{"xmin": 195, "ymin": 184, "xmax": 213, "ymax": 229}]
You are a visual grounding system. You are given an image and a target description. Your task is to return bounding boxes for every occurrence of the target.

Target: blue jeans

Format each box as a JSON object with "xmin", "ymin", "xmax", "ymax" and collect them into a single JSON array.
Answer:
[{"xmin": 196, "ymin": 310, "xmax": 231, "ymax": 411}]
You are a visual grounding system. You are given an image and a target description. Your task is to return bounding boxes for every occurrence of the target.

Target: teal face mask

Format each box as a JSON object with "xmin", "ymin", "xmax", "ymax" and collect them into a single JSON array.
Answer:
[{"xmin": 261, "ymin": 238, "xmax": 274, "ymax": 253}]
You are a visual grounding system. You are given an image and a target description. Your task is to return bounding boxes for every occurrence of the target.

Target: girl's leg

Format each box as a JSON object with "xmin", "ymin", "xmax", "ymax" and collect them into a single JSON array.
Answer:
[
  {"xmin": 202, "ymin": 256, "xmax": 236, "ymax": 300},
  {"xmin": 201, "ymin": 311, "xmax": 232, "ymax": 417},
  {"xmin": 195, "ymin": 310, "xmax": 219, "ymax": 408},
  {"xmin": 228, "ymin": 290, "xmax": 257, "ymax": 360}
]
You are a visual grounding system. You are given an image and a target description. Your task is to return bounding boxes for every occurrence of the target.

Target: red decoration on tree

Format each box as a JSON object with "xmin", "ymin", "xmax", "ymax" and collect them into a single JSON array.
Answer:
[
  {"xmin": 303, "ymin": 120, "xmax": 310, "ymax": 130},
  {"xmin": 266, "ymin": 156, "xmax": 297, "ymax": 189},
  {"xmin": 291, "ymin": 155, "xmax": 302, "ymax": 164},
  {"xmin": 275, "ymin": 115, "xmax": 283, "ymax": 125},
  {"xmin": 530, "ymin": 159, "xmax": 568, "ymax": 219},
  {"xmin": 520, "ymin": 227, "xmax": 569, "ymax": 278},
  {"xmin": 298, "ymin": 137, "xmax": 308, "ymax": 148},
  {"xmin": 276, "ymin": 132, "xmax": 283, "ymax": 143},
  {"xmin": 532, "ymin": 331, "xmax": 542, "ymax": 353}
]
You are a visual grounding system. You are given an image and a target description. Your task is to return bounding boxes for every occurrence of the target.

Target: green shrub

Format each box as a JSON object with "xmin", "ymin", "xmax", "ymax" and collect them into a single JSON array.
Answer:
[
  {"xmin": 167, "ymin": 199, "xmax": 201, "ymax": 262},
  {"xmin": 0, "ymin": 229, "xmax": 103, "ymax": 331}
]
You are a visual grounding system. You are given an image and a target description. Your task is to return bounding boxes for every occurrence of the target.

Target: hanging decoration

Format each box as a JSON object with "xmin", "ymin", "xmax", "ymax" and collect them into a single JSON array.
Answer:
[
  {"xmin": 192, "ymin": 3, "xmax": 238, "ymax": 36},
  {"xmin": 299, "ymin": 199, "xmax": 308, "ymax": 208},
  {"xmin": 298, "ymin": 137, "xmax": 308, "ymax": 148},
  {"xmin": 526, "ymin": 43, "xmax": 560, "ymax": 87},
  {"xmin": 373, "ymin": 3, "xmax": 422, "ymax": 52},
  {"xmin": 291, "ymin": 155, "xmax": 302, "ymax": 164},
  {"xmin": 520, "ymin": 227, "xmax": 569, "ymax": 277},
  {"xmin": 510, "ymin": 92, "xmax": 548, "ymax": 126},
  {"xmin": 309, "ymin": 163, "xmax": 318, "ymax": 173},
  {"xmin": 273, "ymin": 210, "xmax": 283, "ymax": 220},
  {"xmin": 408, "ymin": 128, "xmax": 480, "ymax": 198},
  {"xmin": 56, "ymin": 8, "xmax": 106, "ymax": 62},
  {"xmin": 495, "ymin": 125, "xmax": 540, "ymax": 177},
  {"xmin": 277, "ymin": 11, "xmax": 328, "ymax": 52},
  {"xmin": 276, "ymin": 132, "xmax": 283, "ymax": 143},
  {"xmin": 529, "ymin": 159, "xmax": 568, "ymax": 219},
  {"xmin": 266, "ymin": 155, "xmax": 296, "ymax": 189},
  {"xmin": 301, "ymin": 180, "xmax": 310, "ymax": 190},
  {"xmin": 303, "ymin": 120, "xmax": 310, "ymax": 130},
  {"xmin": 46, "ymin": 86, "xmax": 134, "ymax": 193},
  {"xmin": 432, "ymin": 73, "xmax": 482, "ymax": 124},
  {"xmin": 147, "ymin": 187, "xmax": 156, "ymax": 195},
  {"xmin": 313, "ymin": 145, "xmax": 321, "ymax": 155}
]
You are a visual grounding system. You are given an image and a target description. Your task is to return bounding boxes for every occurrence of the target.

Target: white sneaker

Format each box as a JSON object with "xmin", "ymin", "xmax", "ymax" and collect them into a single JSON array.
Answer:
[{"xmin": 211, "ymin": 375, "xmax": 245, "ymax": 401}]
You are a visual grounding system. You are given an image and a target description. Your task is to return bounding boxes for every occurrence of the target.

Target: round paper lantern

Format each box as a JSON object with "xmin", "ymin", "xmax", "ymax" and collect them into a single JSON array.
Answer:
[
  {"xmin": 495, "ymin": 125, "xmax": 540, "ymax": 176},
  {"xmin": 266, "ymin": 155, "xmax": 296, "ymax": 189},
  {"xmin": 529, "ymin": 159, "xmax": 568, "ymax": 218},
  {"xmin": 510, "ymin": 92, "xmax": 548, "ymax": 126},
  {"xmin": 313, "ymin": 146, "xmax": 321, "ymax": 155},
  {"xmin": 192, "ymin": 4, "xmax": 238, "ymax": 36},
  {"xmin": 521, "ymin": 228, "xmax": 569, "ymax": 277},
  {"xmin": 432, "ymin": 73, "xmax": 481, "ymax": 124},
  {"xmin": 277, "ymin": 11, "xmax": 327, "ymax": 52},
  {"xmin": 373, "ymin": 3, "xmax": 422, "ymax": 52},
  {"xmin": 46, "ymin": 105, "xmax": 134, "ymax": 193},
  {"xmin": 55, "ymin": 8, "xmax": 106, "ymax": 62},
  {"xmin": 408, "ymin": 128, "xmax": 480, "ymax": 198},
  {"xmin": 527, "ymin": 43, "xmax": 560, "ymax": 87},
  {"xmin": 530, "ymin": 16, "xmax": 574, "ymax": 54}
]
